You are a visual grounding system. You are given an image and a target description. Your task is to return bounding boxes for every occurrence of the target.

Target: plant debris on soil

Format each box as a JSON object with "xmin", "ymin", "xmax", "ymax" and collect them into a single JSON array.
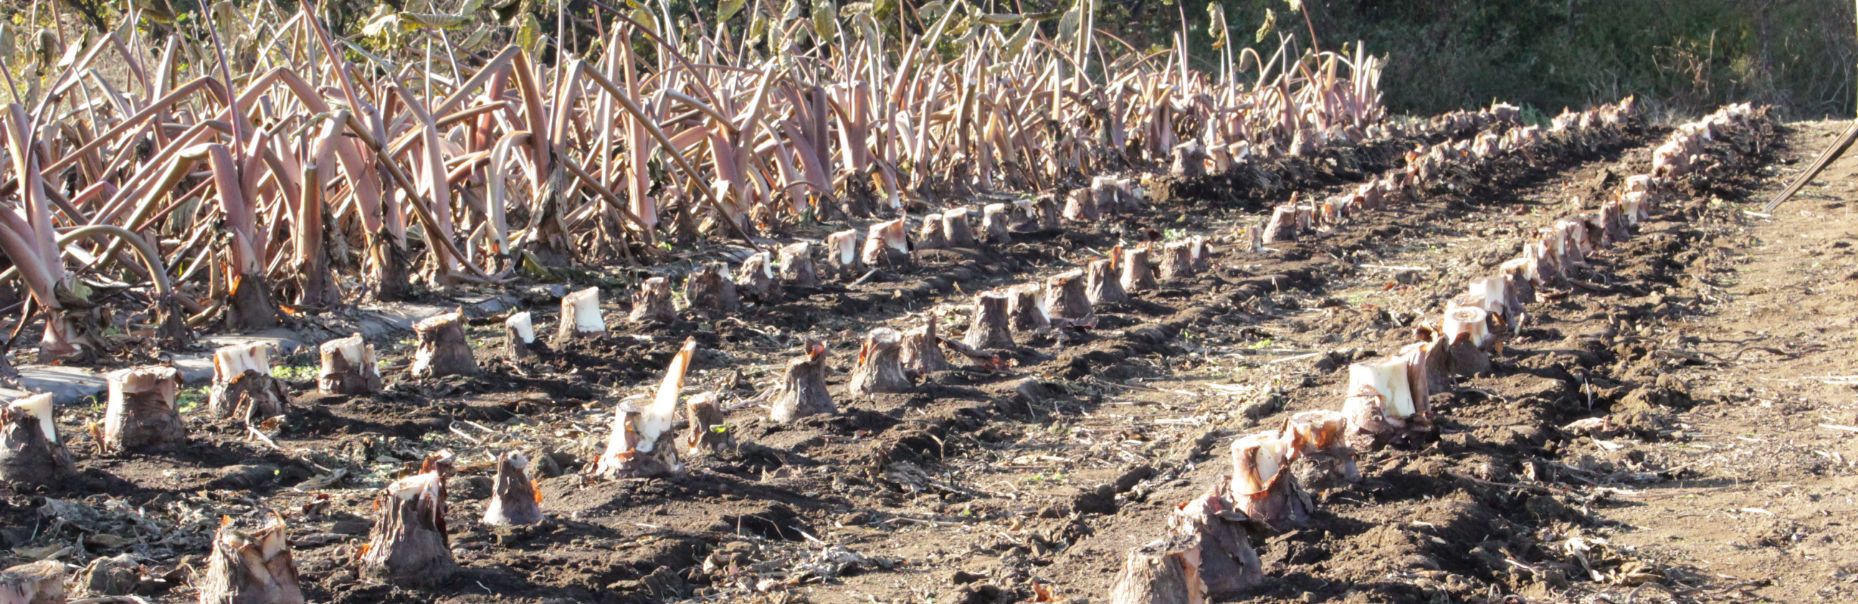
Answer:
[{"xmin": 6, "ymin": 94, "xmax": 1850, "ymax": 603}]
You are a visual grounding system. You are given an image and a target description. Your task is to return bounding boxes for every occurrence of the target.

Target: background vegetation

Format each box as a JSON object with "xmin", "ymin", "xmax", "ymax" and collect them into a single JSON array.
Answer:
[
  {"xmin": 5, "ymin": 0, "xmax": 1855, "ymax": 117},
  {"xmin": 1089, "ymin": 0, "xmax": 1857, "ymax": 118}
]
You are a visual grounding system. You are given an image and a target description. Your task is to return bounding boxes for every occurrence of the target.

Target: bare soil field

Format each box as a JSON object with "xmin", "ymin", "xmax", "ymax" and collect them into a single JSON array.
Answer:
[{"xmin": 7, "ymin": 109, "xmax": 1849, "ymax": 604}]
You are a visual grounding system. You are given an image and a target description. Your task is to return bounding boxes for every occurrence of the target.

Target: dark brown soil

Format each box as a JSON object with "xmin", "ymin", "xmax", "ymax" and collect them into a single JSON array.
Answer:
[{"xmin": 2, "ymin": 114, "xmax": 1833, "ymax": 604}]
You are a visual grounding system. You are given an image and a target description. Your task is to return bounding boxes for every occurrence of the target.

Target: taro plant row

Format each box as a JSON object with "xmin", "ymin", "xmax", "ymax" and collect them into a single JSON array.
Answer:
[
  {"xmin": 0, "ymin": 1, "xmax": 1385, "ymax": 365},
  {"xmin": 1108, "ymin": 102, "xmax": 1772, "ymax": 602}
]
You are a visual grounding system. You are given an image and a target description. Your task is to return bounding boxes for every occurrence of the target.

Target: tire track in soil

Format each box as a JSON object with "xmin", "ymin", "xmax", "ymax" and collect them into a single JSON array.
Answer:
[{"xmin": 1009, "ymin": 120, "xmax": 1780, "ymax": 603}]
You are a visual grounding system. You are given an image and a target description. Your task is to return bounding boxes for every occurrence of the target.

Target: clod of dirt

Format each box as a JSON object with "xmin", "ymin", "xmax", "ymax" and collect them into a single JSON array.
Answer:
[{"xmin": 76, "ymin": 553, "xmax": 141, "ymax": 596}]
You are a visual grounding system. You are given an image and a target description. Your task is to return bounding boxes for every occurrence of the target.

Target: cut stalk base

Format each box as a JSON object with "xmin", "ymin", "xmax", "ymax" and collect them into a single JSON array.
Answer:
[
  {"xmin": 0, "ymin": 396, "xmax": 74, "ymax": 486},
  {"xmin": 360, "ymin": 471, "xmax": 455, "ymax": 585},
  {"xmin": 317, "ymin": 334, "xmax": 382, "ymax": 395},
  {"xmin": 199, "ymin": 514, "xmax": 305, "ymax": 604},
  {"xmin": 962, "ymin": 292, "xmax": 1015, "ymax": 350},
  {"xmin": 850, "ymin": 328, "xmax": 912, "ymax": 395},
  {"xmin": 411, "ymin": 311, "xmax": 478, "ymax": 378},
  {"xmin": 1108, "ymin": 536, "xmax": 1206, "ymax": 604},
  {"xmin": 629, "ymin": 277, "xmax": 676, "ymax": 324},
  {"xmin": 1170, "ymin": 483, "xmax": 1263, "ymax": 598},
  {"xmin": 769, "ymin": 343, "xmax": 834, "ymax": 423},
  {"xmin": 104, "ymin": 366, "xmax": 186, "ymax": 451},
  {"xmin": 682, "ymin": 263, "xmax": 740, "ymax": 316},
  {"xmin": 483, "ymin": 451, "xmax": 544, "ymax": 526},
  {"xmin": 900, "ymin": 315, "xmax": 952, "ymax": 376}
]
